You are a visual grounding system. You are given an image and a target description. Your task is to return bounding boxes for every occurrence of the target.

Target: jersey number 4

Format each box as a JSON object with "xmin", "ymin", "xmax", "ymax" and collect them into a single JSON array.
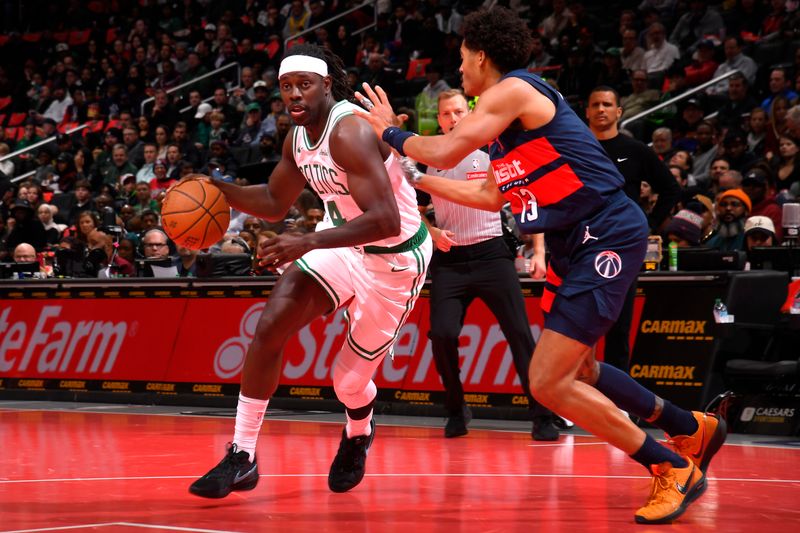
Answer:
[{"xmin": 327, "ymin": 200, "xmax": 346, "ymax": 227}]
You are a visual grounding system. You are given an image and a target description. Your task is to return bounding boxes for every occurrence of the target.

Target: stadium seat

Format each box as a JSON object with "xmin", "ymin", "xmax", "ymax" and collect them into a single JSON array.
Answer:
[
  {"xmin": 52, "ymin": 31, "xmax": 69, "ymax": 43},
  {"xmin": 0, "ymin": 96, "xmax": 11, "ymax": 112},
  {"xmin": 21, "ymin": 32, "xmax": 42, "ymax": 43},
  {"xmin": 68, "ymin": 30, "xmax": 91, "ymax": 46},
  {"xmin": 7, "ymin": 113, "xmax": 27, "ymax": 127}
]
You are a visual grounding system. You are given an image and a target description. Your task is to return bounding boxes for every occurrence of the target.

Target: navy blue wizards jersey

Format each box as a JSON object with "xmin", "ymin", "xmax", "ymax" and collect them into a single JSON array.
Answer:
[{"xmin": 489, "ymin": 70, "xmax": 625, "ymax": 234}]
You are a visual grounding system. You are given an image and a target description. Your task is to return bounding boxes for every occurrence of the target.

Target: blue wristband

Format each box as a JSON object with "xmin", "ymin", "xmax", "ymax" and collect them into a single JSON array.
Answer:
[{"xmin": 382, "ymin": 126, "xmax": 415, "ymax": 156}]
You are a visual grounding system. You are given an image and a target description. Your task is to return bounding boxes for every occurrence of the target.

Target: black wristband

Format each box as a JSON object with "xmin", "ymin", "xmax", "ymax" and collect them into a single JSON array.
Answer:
[{"xmin": 382, "ymin": 126, "xmax": 415, "ymax": 156}]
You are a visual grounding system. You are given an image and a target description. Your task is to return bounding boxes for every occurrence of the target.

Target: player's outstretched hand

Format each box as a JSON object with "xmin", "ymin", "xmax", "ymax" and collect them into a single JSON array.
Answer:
[
  {"xmin": 398, "ymin": 156, "xmax": 423, "ymax": 187},
  {"xmin": 353, "ymin": 83, "xmax": 408, "ymax": 136},
  {"xmin": 258, "ymin": 232, "xmax": 310, "ymax": 268}
]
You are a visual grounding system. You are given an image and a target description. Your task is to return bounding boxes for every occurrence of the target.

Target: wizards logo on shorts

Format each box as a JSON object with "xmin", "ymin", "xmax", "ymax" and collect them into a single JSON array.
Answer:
[{"xmin": 594, "ymin": 250, "xmax": 622, "ymax": 279}]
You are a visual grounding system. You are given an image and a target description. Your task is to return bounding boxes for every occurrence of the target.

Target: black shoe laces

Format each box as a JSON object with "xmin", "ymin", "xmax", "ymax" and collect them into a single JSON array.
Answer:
[{"xmin": 205, "ymin": 443, "xmax": 250, "ymax": 480}]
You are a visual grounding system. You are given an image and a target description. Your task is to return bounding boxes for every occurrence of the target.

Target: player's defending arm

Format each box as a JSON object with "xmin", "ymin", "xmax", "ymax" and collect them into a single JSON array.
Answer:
[
  {"xmin": 403, "ymin": 158, "xmax": 506, "ymax": 212},
  {"xmin": 355, "ymin": 80, "xmax": 554, "ymax": 169},
  {"xmin": 209, "ymin": 129, "xmax": 307, "ymax": 221}
]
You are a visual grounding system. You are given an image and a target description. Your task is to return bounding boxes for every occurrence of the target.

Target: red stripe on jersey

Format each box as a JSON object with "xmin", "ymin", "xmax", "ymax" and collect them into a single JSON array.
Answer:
[
  {"xmin": 541, "ymin": 287, "xmax": 555, "ymax": 313},
  {"xmin": 529, "ymin": 163, "xmax": 585, "ymax": 206},
  {"xmin": 492, "ymin": 137, "xmax": 562, "ymax": 185},
  {"xmin": 546, "ymin": 265, "xmax": 562, "ymax": 287}
]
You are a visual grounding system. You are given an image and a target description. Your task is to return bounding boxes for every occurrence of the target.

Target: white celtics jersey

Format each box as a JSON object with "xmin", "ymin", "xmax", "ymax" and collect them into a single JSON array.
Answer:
[{"xmin": 292, "ymin": 100, "xmax": 422, "ymax": 248}]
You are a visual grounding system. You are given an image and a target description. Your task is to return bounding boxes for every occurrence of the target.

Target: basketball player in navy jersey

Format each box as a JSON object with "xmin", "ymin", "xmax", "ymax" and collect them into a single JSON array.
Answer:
[{"xmin": 356, "ymin": 7, "xmax": 726, "ymax": 524}]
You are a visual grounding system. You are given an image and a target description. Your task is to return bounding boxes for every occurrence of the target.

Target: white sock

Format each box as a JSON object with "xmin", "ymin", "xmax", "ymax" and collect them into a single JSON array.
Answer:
[
  {"xmin": 233, "ymin": 393, "xmax": 268, "ymax": 462},
  {"xmin": 346, "ymin": 410, "xmax": 373, "ymax": 439}
]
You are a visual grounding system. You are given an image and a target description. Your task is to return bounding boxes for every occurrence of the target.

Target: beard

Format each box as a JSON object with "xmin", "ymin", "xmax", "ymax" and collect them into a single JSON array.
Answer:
[{"xmin": 717, "ymin": 218, "xmax": 745, "ymax": 238}]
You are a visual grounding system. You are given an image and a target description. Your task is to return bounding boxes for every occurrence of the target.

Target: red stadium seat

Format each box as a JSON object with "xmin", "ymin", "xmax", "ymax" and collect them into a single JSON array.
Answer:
[
  {"xmin": 0, "ymin": 35, "xmax": 9, "ymax": 47},
  {"xmin": 21, "ymin": 32, "xmax": 42, "ymax": 43},
  {"xmin": 7, "ymin": 113, "xmax": 27, "ymax": 126},
  {"xmin": 4, "ymin": 127, "xmax": 17, "ymax": 140},
  {"xmin": 0, "ymin": 115, "xmax": 6, "ymax": 127},
  {"xmin": 105, "ymin": 28, "xmax": 117, "ymax": 44},
  {"xmin": 53, "ymin": 32, "xmax": 69, "ymax": 43},
  {"xmin": 68, "ymin": 30, "xmax": 91, "ymax": 46},
  {"xmin": 406, "ymin": 58, "xmax": 431, "ymax": 80},
  {"xmin": 0, "ymin": 96, "xmax": 10, "ymax": 112}
]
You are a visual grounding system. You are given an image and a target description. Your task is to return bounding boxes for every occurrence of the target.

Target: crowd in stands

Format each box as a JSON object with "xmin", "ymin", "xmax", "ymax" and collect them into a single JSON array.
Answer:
[{"xmin": 1, "ymin": 0, "xmax": 800, "ymax": 277}]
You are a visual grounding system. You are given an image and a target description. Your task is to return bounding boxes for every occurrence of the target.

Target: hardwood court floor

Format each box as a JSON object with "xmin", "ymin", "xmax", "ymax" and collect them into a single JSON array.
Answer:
[{"xmin": 1, "ymin": 402, "xmax": 799, "ymax": 532}]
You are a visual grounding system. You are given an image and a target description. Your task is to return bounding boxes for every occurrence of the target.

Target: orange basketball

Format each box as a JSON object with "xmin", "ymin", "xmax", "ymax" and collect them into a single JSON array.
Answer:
[{"xmin": 161, "ymin": 176, "xmax": 230, "ymax": 250}]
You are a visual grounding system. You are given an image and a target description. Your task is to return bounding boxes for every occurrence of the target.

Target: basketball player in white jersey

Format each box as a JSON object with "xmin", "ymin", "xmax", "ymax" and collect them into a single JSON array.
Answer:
[{"xmin": 189, "ymin": 44, "xmax": 432, "ymax": 498}]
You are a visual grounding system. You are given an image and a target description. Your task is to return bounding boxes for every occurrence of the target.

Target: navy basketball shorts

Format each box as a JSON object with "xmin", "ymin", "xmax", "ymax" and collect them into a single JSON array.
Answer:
[{"xmin": 540, "ymin": 193, "xmax": 648, "ymax": 347}]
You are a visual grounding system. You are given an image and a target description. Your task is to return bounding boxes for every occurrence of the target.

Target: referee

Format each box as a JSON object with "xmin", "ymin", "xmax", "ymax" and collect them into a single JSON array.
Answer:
[
  {"xmin": 586, "ymin": 86, "xmax": 680, "ymax": 373},
  {"xmin": 419, "ymin": 89, "xmax": 559, "ymax": 441}
]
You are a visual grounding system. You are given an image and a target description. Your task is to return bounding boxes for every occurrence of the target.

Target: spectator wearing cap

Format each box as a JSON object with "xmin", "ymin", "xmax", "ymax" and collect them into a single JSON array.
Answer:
[
  {"xmin": 259, "ymin": 90, "xmax": 287, "ymax": 140},
  {"xmin": 672, "ymin": 97, "xmax": 705, "ymax": 151},
  {"xmin": 665, "ymin": 209, "xmax": 704, "ymax": 248},
  {"xmin": 206, "ymin": 140, "xmax": 239, "ymax": 176},
  {"xmin": 234, "ymin": 103, "xmax": 263, "ymax": 147},
  {"xmin": 250, "ymin": 80, "xmax": 270, "ymax": 112},
  {"xmin": 684, "ymin": 39, "xmax": 718, "ymax": 87},
  {"xmin": 64, "ymin": 179, "xmax": 95, "ymax": 226},
  {"xmin": 707, "ymin": 36, "xmax": 758, "ymax": 97},
  {"xmin": 743, "ymin": 216, "xmax": 777, "ymax": 252},
  {"xmin": 53, "ymin": 151, "xmax": 78, "ymax": 193},
  {"xmin": 707, "ymin": 188, "xmax": 752, "ymax": 251},
  {"xmin": 6, "ymin": 198, "xmax": 47, "ymax": 252},
  {"xmin": 721, "ymin": 129, "xmax": 758, "ymax": 173},
  {"xmin": 117, "ymin": 173, "xmax": 138, "ymax": 209},
  {"xmin": 743, "ymin": 168, "xmax": 783, "ymax": 241},
  {"xmin": 761, "ymin": 67, "xmax": 798, "ymax": 112},
  {"xmin": 193, "ymin": 103, "xmax": 214, "ymax": 148}
]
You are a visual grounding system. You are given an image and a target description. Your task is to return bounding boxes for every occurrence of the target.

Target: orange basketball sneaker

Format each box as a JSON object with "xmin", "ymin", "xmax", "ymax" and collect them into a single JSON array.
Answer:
[
  {"xmin": 634, "ymin": 458, "xmax": 706, "ymax": 524},
  {"xmin": 669, "ymin": 411, "xmax": 727, "ymax": 473}
]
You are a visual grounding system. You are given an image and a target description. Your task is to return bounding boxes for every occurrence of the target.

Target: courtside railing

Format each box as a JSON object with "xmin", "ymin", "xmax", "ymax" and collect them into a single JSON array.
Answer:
[
  {"xmin": 620, "ymin": 69, "xmax": 742, "ymax": 130},
  {"xmin": 139, "ymin": 62, "xmax": 241, "ymax": 117},
  {"xmin": 285, "ymin": 1, "xmax": 377, "ymax": 48}
]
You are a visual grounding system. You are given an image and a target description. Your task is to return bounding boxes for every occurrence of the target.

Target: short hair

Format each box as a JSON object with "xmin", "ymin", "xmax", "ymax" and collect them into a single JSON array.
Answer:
[
  {"xmin": 437, "ymin": 88, "xmax": 467, "ymax": 106},
  {"xmin": 462, "ymin": 7, "xmax": 532, "ymax": 74},
  {"xmin": 589, "ymin": 85, "xmax": 620, "ymax": 106}
]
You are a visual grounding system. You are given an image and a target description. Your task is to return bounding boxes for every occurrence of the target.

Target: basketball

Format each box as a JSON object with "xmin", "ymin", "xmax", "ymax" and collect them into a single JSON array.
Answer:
[{"xmin": 161, "ymin": 176, "xmax": 230, "ymax": 250}]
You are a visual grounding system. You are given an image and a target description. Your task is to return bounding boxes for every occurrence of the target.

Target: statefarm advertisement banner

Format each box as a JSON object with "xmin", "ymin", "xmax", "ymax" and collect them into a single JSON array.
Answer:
[{"xmin": 1, "ymin": 296, "xmax": 643, "ymax": 393}]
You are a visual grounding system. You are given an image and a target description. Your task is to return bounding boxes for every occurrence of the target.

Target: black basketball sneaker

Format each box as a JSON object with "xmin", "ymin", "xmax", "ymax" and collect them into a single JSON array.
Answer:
[
  {"xmin": 328, "ymin": 418, "xmax": 376, "ymax": 493},
  {"xmin": 189, "ymin": 443, "xmax": 259, "ymax": 498}
]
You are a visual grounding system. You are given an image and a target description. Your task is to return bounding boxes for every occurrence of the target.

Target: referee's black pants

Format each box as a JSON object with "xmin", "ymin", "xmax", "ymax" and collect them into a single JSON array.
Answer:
[{"xmin": 428, "ymin": 236, "xmax": 551, "ymax": 420}]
